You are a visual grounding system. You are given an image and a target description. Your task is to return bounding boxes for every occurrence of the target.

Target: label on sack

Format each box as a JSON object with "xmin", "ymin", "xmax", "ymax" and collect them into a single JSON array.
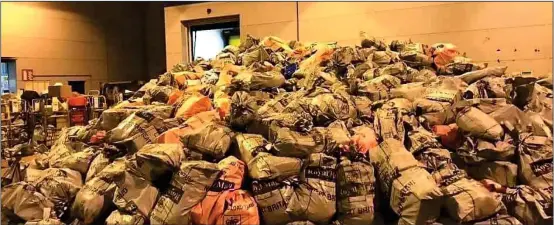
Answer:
[
  {"xmin": 165, "ymin": 185, "xmax": 185, "ymax": 204},
  {"xmin": 306, "ymin": 167, "xmax": 336, "ymax": 182},
  {"xmin": 531, "ymin": 159, "xmax": 553, "ymax": 176},
  {"xmin": 338, "ymin": 183, "xmax": 375, "ymax": 200},
  {"xmin": 136, "ymin": 111, "xmax": 156, "ymax": 122},
  {"xmin": 425, "ymin": 89, "xmax": 459, "ymax": 103},
  {"xmin": 396, "ymin": 180, "xmax": 416, "ymax": 212},
  {"xmin": 252, "ymin": 180, "xmax": 283, "ymax": 195},
  {"xmin": 259, "ymin": 200, "xmax": 287, "ymax": 214},
  {"xmin": 440, "ymin": 169, "xmax": 466, "ymax": 187},
  {"xmin": 209, "ymin": 179, "xmax": 236, "ymax": 192},
  {"xmin": 305, "ymin": 182, "xmax": 336, "ymax": 201}
]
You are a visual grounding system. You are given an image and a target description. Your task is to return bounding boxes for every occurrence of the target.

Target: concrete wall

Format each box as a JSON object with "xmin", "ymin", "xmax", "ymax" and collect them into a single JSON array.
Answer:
[
  {"xmin": 165, "ymin": 2, "xmax": 552, "ymax": 75},
  {"xmin": 1, "ymin": 2, "xmax": 167, "ymax": 93},
  {"xmin": 145, "ymin": 2, "xmax": 169, "ymax": 78}
]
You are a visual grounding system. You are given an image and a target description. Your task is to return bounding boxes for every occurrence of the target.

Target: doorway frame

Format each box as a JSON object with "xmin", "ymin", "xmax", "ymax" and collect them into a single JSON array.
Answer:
[{"xmin": 181, "ymin": 15, "xmax": 240, "ymax": 63}]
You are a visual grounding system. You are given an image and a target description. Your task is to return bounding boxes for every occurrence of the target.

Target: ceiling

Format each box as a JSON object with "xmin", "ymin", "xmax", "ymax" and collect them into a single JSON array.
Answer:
[{"xmin": 163, "ymin": 2, "xmax": 206, "ymax": 8}]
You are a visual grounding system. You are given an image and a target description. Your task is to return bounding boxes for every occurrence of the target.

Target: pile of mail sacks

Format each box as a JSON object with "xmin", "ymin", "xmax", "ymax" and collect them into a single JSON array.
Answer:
[{"xmin": 1, "ymin": 33, "xmax": 552, "ymax": 225}]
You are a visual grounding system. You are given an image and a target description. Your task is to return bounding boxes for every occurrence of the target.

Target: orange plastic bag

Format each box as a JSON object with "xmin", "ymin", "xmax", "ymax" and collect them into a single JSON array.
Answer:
[
  {"xmin": 157, "ymin": 111, "xmax": 220, "ymax": 144},
  {"xmin": 293, "ymin": 45, "xmax": 335, "ymax": 79},
  {"xmin": 432, "ymin": 124, "xmax": 462, "ymax": 149},
  {"xmin": 288, "ymin": 43, "xmax": 311, "ymax": 60},
  {"xmin": 351, "ymin": 125, "xmax": 378, "ymax": 155},
  {"xmin": 175, "ymin": 93, "xmax": 212, "ymax": 119},
  {"xmin": 167, "ymin": 89, "xmax": 183, "ymax": 105},
  {"xmin": 216, "ymin": 190, "xmax": 259, "ymax": 225},
  {"xmin": 174, "ymin": 74, "xmax": 187, "ymax": 87},
  {"xmin": 260, "ymin": 36, "xmax": 292, "ymax": 53},
  {"xmin": 432, "ymin": 43, "xmax": 458, "ymax": 68},
  {"xmin": 191, "ymin": 156, "xmax": 245, "ymax": 225},
  {"xmin": 156, "ymin": 126, "xmax": 195, "ymax": 144},
  {"xmin": 174, "ymin": 71, "xmax": 203, "ymax": 87},
  {"xmin": 214, "ymin": 156, "xmax": 245, "ymax": 189}
]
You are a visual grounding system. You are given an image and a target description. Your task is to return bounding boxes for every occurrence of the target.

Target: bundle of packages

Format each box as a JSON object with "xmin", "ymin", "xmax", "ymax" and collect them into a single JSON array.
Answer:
[
  {"xmin": 71, "ymin": 159, "xmax": 126, "ymax": 224},
  {"xmin": 49, "ymin": 146, "xmax": 99, "ymax": 175},
  {"xmin": 32, "ymin": 126, "xmax": 84, "ymax": 169},
  {"xmin": 145, "ymin": 85, "xmax": 176, "ymax": 103},
  {"xmin": 126, "ymin": 143, "xmax": 185, "ymax": 183},
  {"xmin": 100, "ymin": 108, "xmax": 137, "ymax": 131},
  {"xmin": 252, "ymin": 178, "xmax": 296, "ymax": 225},
  {"xmin": 156, "ymin": 110, "xmax": 220, "ymax": 144},
  {"xmin": 501, "ymin": 185, "xmax": 553, "ymax": 225},
  {"xmin": 335, "ymin": 154, "xmax": 378, "ymax": 225},
  {"xmin": 370, "ymin": 139, "xmax": 443, "ymax": 224},
  {"xmin": 174, "ymin": 92, "xmax": 212, "ymax": 119},
  {"xmin": 180, "ymin": 122, "xmax": 234, "ymax": 160},
  {"xmin": 107, "ymin": 111, "xmax": 169, "ymax": 154},
  {"xmin": 286, "ymin": 153, "xmax": 337, "ymax": 224},
  {"xmin": 228, "ymin": 91, "xmax": 264, "ymax": 130},
  {"xmin": 191, "ymin": 156, "xmax": 260, "ymax": 225},
  {"xmin": 269, "ymin": 126, "xmax": 326, "ymax": 158},
  {"xmin": 26, "ymin": 168, "xmax": 83, "ymax": 217},
  {"xmin": 3, "ymin": 33, "xmax": 554, "ymax": 225},
  {"xmin": 517, "ymin": 134, "xmax": 553, "ymax": 191},
  {"xmin": 2, "ymin": 182, "xmax": 55, "ymax": 222},
  {"xmin": 111, "ymin": 170, "xmax": 159, "ymax": 221},
  {"xmin": 107, "ymin": 143, "xmax": 186, "ymax": 223},
  {"xmin": 236, "ymin": 133, "xmax": 303, "ymax": 180},
  {"xmin": 150, "ymin": 160, "xmax": 221, "ymax": 225},
  {"xmin": 85, "ymin": 152, "xmax": 111, "ymax": 182},
  {"xmin": 308, "ymin": 91, "xmax": 357, "ymax": 126}
]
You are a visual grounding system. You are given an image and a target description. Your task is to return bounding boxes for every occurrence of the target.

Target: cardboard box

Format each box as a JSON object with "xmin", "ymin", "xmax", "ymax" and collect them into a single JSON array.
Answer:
[{"xmin": 48, "ymin": 85, "xmax": 72, "ymax": 98}]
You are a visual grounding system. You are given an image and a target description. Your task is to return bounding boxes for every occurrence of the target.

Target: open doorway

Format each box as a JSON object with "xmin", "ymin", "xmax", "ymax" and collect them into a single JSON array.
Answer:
[
  {"xmin": 186, "ymin": 16, "xmax": 240, "ymax": 61},
  {"xmin": 68, "ymin": 81, "xmax": 85, "ymax": 94}
]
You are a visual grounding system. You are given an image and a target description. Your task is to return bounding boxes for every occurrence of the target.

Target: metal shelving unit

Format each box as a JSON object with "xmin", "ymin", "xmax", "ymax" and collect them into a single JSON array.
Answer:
[
  {"xmin": 1, "ymin": 99, "xmax": 30, "ymax": 149},
  {"xmin": 31, "ymin": 97, "xmax": 68, "ymax": 147},
  {"xmin": 86, "ymin": 90, "xmax": 107, "ymax": 120}
]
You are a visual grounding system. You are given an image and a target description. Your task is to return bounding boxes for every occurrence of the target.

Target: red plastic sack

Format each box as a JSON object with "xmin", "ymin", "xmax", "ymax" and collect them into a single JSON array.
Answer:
[
  {"xmin": 68, "ymin": 96, "xmax": 88, "ymax": 107},
  {"xmin": 90, "ymin": 131, "xmax": 106, "ymax": 144}
]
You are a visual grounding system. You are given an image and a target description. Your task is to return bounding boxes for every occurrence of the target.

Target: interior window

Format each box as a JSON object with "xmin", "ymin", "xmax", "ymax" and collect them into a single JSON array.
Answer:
[
  {"xmin": 1, "ymin": 62, "xmax": 8, "ymax": 93},
  {"xmin": 0, "ymin": 60, "xmax": 14, "ymax": 93}
]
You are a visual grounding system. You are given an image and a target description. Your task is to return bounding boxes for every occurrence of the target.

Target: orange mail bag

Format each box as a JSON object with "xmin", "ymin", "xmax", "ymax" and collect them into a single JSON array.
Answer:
[
  {"xmin": 156, "ymin": 111, "xmax": 220, "ymax": 144},
  {"xmin": 216, "ymin": 190, "xmax": 259, "ymax": 225},
  {"xmin": 191, "ymin": 156, "xmax": 246, "ymax": 225},
  {"xmin": 174, "ymin": 93, "xmax": 212, "ymax": 119}
]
